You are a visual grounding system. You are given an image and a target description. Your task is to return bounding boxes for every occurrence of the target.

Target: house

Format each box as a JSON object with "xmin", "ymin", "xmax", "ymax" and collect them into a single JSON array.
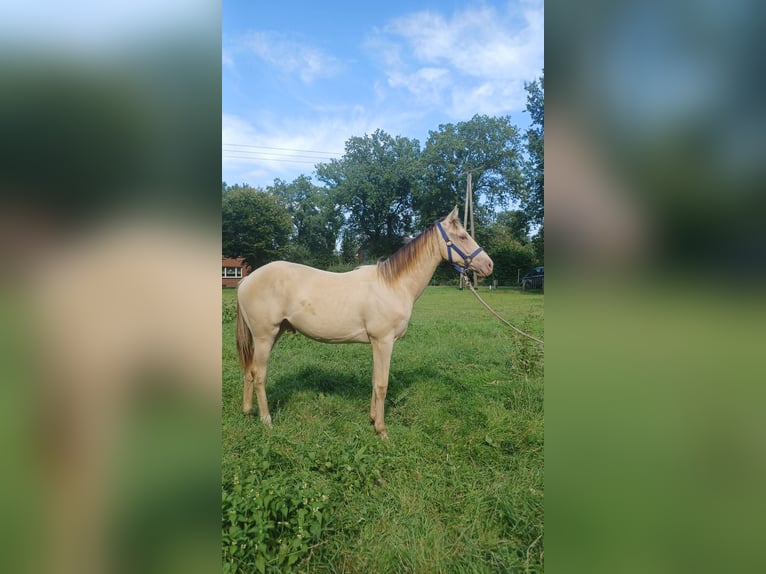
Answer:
[{"xmin": 222, "ymin": 257, "xmax": 250, "ymax": 287}]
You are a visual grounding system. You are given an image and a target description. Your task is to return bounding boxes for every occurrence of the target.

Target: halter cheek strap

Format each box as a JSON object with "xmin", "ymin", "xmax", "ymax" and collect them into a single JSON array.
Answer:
[{"xmin": 436, "ymin": 222, "xmax": 484, "ymax": 274}]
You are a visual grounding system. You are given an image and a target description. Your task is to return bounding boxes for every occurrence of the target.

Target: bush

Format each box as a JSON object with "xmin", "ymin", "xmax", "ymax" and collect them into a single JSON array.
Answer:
[
  {"xmin": 486, "ymin": 240, "xmax": 536, "ymax": 286},
  {"xmin": 223, "ymin": 296, "xmax": 237, "ymax": 323},
  {"xmin": 323, "ymin": 261, "xmax": 357, "ymax": 273},
  {"xmin": 222, "ymin": 470, "xmax": 331, "ymax": 573},
  {"xmin": 430, "ymin": 261, "xmax": 461, "ymax": 286}
]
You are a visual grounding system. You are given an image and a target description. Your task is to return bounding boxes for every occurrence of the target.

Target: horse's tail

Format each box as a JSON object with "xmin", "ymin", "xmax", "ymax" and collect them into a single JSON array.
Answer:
[{"xmin": 236, "ymin": 299, "xmax": 253, "ymax": 370}]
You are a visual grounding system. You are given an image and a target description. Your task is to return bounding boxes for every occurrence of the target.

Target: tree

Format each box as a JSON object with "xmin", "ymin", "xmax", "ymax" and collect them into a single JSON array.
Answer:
[
  {"xmin": 495, "ymin": 210, "xmax": 531, "ymax": 244},
  {"xmin": 486, "ymin": 238, "xmax": 537, "ymax": 286},
  {"xmin": 268, "ymin": 175, "xmax": 343, "ymax": 268},
  {"xmin": 339, "ymin": 229, "xmax": 360, "ymax": 265},
  {"xmin": 416, "ymin": 114, "xmax": 524, "ymax": 227},
  {"xmin": 316, "ymin": 129, "xmax": 421, "ymax": 259},
  {"xmin": 523, "ymin": 71, "xmax": 544, "ymax": 226},
  {"xmin": 221, "ymin": 183, "xmax": 291, "ymax": 269},
  {"xmin": 531, "ymin": 226, "xmax": 544, "ymax": 264},
  {"xmin": 480, "ymin": 217, "xmax": 537, "ymax": 286}
]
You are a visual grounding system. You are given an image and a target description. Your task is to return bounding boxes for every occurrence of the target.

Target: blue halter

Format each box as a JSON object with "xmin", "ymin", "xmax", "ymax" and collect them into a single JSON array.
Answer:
[{"xmin": 436, "ymin": 221, "xmax": 484, "ymax": 275}]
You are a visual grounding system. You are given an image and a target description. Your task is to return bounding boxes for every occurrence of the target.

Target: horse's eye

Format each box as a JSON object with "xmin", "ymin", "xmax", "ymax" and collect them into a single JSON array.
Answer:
[{"xmin": 459, "ymin": 234, "xmax": 468, "ymax": 240}]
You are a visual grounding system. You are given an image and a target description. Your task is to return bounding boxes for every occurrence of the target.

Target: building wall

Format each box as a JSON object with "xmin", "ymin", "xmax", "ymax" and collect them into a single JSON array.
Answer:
[
  {"xmin": 222, "ymin": 257, "xmax": 250, "ymax": 288},
  {"xmin": 222, "ymin": 276, "xmax": 242, "ymax": 288}
]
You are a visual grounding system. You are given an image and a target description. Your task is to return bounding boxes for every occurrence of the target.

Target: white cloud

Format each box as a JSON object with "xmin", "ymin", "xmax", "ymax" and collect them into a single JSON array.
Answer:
[
  {"xmin": 237, "ymin": 31, "xmax": 342, "ymax": 84},
  {"xmin": 370, "ymin": 0, "xmax": 543, "ymax": 118},
  {"xmin": 222, "ymin": 47, "xmax": 234, "ymax": 71},
  {"xmin": 387, "ymin": 67, "xmax": 452, "ymax": 104}
]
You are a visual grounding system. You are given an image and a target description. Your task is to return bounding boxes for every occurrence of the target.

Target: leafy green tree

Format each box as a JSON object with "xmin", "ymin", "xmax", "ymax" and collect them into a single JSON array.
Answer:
[
  {"xmin": 222, "ymin": 183, "xmax": 291, "ymax": 269},
  {"xmin": 487, "ymin": 238, "xmax": 537, "ymax": 286},
  {"xmin": 523, "ymin": 71, "xmax": 544, "ymax": 226},
  {"xmin": 531, "ymin": 226, "xmax": 544, "ymax": 264},
  {"xmin": 495, "ymin": 210, "xmax": 531, "ymax": 244},
  {"xmin": 316, "ymin": 129, "xmax": 421, "ymax": 259},
  {"xmin": 269, "ymin": 175, "xmax": 343, "ymax": 267},
  {"xmin": 339, "ymin": 229, "xmax": 360, "ymax": 265},
  {"xmin": 475, "ymin": 213, "xmax": 537, "ymax": 285},
  {"xmin": 416, "ymin": 114, "xmax": 524, "ymax": 227}
]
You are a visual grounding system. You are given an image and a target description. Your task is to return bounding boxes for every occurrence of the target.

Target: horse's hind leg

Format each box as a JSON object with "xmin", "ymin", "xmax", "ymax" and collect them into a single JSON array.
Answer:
[{"xmin": 244, "ymin": 328, "xmax": 281, "ymax": 426}]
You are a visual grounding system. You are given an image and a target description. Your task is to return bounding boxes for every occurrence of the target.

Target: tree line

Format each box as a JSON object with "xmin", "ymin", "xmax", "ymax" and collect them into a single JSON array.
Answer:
[{"xmin": 223, "ymin": 73, "xmax": 543, "ymax": 286}]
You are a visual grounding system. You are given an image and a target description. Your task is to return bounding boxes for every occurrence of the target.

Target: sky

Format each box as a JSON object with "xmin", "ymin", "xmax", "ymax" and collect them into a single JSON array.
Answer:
[{"xmin": 222, "ymin": 0, "xmax": 544, "ymax": 188}]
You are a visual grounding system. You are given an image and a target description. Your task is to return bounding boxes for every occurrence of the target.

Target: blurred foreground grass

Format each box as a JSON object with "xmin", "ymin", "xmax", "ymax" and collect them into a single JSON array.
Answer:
[
  {"xmin": 0, "ymin": 2, "xmax": 221, "ymax": 574},
  {"xmin": 546, "ymin": 0, "xmax": 766, "ymax": 569}
]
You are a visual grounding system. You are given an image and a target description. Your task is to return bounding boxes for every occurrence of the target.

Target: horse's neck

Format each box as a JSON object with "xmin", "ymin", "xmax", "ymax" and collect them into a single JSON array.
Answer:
[{"xmin": 397, "ymin": 235, "xmax": 443, "ymax": 302}]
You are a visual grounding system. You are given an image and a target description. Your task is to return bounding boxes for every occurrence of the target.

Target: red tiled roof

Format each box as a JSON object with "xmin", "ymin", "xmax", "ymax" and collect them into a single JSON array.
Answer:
[{"xmin": 222, "ymin": 257, "xmax": 245, "ymax": 267}]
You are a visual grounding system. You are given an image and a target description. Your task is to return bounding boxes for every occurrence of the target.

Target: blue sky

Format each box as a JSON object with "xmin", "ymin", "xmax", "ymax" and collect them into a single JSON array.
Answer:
[{"xmin": 222, "ymin": 0, "xmax": 543, "ymax": 188}]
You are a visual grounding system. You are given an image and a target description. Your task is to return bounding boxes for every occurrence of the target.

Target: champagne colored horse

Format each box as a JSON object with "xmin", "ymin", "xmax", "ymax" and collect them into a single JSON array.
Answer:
[{"xmin": 236, "ymin": 207, "xmax": 493, "ymax": 438}]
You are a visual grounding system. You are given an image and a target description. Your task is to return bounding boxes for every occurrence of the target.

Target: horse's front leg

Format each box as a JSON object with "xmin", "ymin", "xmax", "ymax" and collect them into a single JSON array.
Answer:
[{"xmin": 370, "ymin": 337, "xmax": 394, "ymax": 439}]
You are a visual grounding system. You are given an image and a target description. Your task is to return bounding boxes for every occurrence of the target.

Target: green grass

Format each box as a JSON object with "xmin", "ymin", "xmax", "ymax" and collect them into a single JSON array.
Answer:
[{"xmin": 222, "ymin": 286, "xmax": 544, "ymax": 573}]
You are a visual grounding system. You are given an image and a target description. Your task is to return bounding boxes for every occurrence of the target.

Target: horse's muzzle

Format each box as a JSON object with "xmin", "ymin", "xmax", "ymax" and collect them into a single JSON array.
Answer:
[{"xmin": 471, "ymin": 252, "xmax": 494, "ymax": 277}]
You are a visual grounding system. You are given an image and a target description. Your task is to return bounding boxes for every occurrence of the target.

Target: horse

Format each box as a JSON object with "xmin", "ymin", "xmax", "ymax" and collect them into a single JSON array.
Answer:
[{"xmin": 236, "ymin": 207, "xmax": 493, "ymax": 438}]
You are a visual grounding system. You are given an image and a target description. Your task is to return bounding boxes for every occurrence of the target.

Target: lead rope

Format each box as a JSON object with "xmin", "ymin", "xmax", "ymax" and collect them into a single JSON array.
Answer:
[{"xmin": 466, "ymin": 280, "xmax": 544, "ymax": 347}]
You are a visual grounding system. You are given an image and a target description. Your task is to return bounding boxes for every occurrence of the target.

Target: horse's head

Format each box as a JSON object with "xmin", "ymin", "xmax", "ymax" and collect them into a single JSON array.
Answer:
[{"xmin": 436, "ymin": 207, "xmax": 494, "ymax": 276}]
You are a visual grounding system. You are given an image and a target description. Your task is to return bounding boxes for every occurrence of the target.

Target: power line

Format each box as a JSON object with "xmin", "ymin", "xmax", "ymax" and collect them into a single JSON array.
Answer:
[
  {"xmin": 222, "ymin": 142, "xmax": 342, "ymax": 166},
  {"xmin": 223, "ymin": 149, "xmax": 337, "ymax": 161},
  {"xmin": 222, "ymin": 153, "xmax": 320, "ymax": 165},
  {"xmin": 223, "ymin": 142, "xmax": 342, "ymax": 155}
]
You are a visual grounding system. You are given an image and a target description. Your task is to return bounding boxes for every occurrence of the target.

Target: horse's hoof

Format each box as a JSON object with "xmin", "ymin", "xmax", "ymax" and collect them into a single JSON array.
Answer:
[
  {"xmin": 242, "ymin": 406, "xmax": 253, "ymax": 416},
  {"xmin": 377, "ymin": 429, "xmax": 388, "ymax": 440},
  {"xmin": 261, "ymin": 414, "xmax": 272, "ymax": 426}
]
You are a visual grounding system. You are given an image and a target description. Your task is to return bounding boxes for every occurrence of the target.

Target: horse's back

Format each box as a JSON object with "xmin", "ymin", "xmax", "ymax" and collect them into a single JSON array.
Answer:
[{"xmin": 240, "ymin": 260, "xmax": 372, "ymax": 292}]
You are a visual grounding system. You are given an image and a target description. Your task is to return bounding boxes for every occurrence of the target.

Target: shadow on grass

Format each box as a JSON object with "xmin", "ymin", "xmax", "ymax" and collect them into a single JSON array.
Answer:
[{"xmin": 265, "ymin": 364, "xmax": 445, "ymax": 418}]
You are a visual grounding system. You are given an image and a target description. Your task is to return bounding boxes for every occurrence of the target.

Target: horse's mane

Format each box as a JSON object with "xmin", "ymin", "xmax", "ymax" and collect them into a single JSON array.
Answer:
[{"xmin": 377, "ymin": 223, "xmax": 438, "ymax": 286}]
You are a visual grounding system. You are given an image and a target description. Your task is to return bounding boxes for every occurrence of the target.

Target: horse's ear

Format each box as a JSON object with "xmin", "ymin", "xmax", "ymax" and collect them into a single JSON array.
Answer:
[{"xmin": 448, "ymin": 206, "xmax": 459, "ymax": 221}]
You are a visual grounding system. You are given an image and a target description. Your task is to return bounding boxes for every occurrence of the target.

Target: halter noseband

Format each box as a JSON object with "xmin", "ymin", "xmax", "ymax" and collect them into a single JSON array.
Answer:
[{"xmin": 436, "ymin": 221, "xmax": 484, "ymax": 275}]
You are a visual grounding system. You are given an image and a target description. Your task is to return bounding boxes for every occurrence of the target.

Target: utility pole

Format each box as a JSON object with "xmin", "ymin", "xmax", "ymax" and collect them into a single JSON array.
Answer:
[
  {"xmin": 463, "ymin": 173, "xmax": 470, "ymax": 229},
  {"xmin": 464, "ymin": 172, "xmax": 478, "ymax": 288}
]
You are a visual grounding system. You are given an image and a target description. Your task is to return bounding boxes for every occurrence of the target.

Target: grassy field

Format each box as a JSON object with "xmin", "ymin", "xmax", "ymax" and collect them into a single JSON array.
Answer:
[{"xmin": 222, "ymin": 286, "xmax": 544, "ymax": 573}]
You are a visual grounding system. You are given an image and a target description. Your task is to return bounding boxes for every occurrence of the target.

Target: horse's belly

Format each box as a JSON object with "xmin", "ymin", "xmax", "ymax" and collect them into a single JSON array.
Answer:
[
  {"xmin": 288, "ymin": 306, "xmax": 370, "ymax": 344},
  {"xmin": 302, "ymin": 328, "xmax": 370, "ymax": 344},
  {"xmin": 292, "ymin": 319, "xmax": 370, "ymax": 344}
]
